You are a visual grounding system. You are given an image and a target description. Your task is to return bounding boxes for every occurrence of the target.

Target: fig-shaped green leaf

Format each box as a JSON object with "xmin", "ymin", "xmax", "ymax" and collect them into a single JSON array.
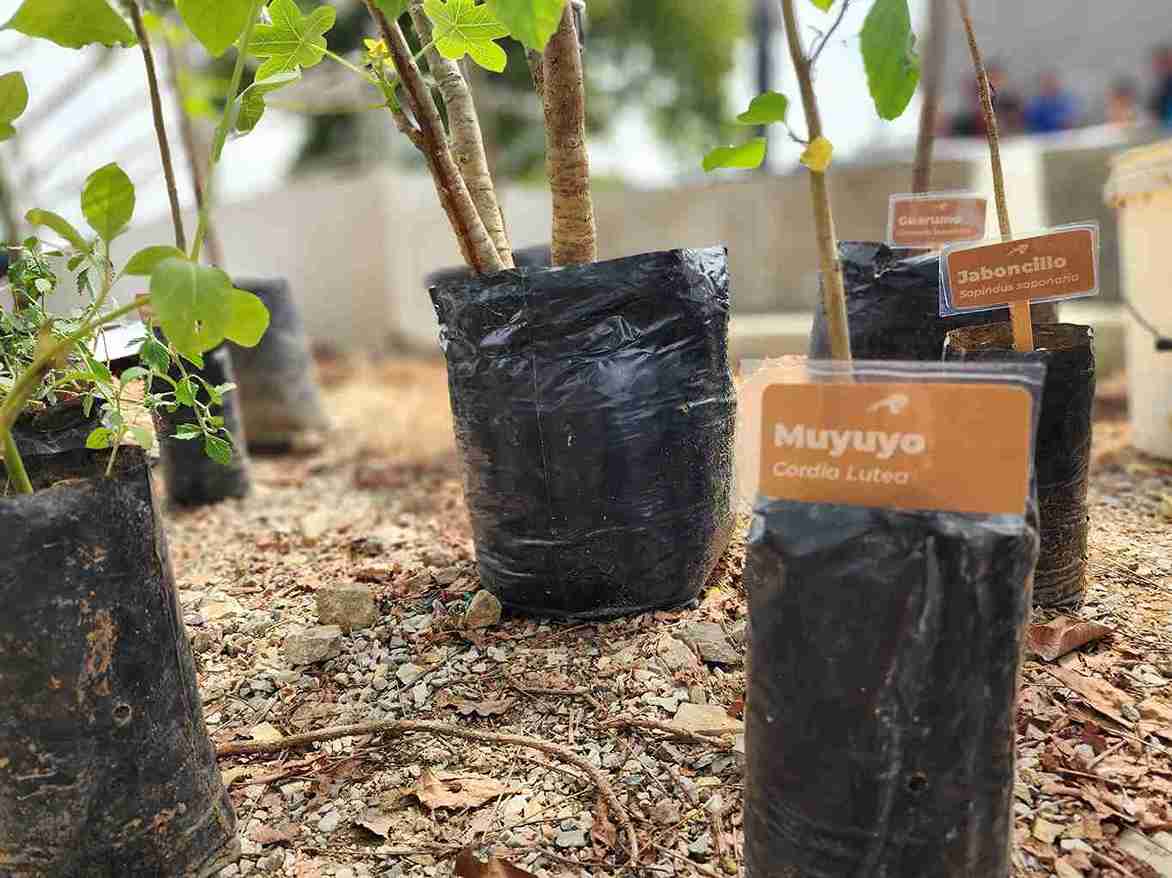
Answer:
[
  {"xmin": 236, "ymin": 71, "xmax": 301, "ymax": 134},
  {"xmin": 424, "ymin": 0, "xmax": 510, "ymax": 72},
  {"xmin": 176, "ymin": 0, "xmax": 255, "ymax": 57},
  {"xmin": 81, "ymin": 163, "xmax": 135, "ymax": 241},
  {"xmin": 485, "ymin": 0, "xmax": 564, "ymax": 51},
  {"xmin": 4, "ymin": 0, "xmax": 136, "ymax": 48},
  {"xmin": 702, "ymin": 138, "xmax": 767, "ymax": 173},
  {"xmin": 150, "ymin": 258, "xmax": 270, "ymax": 360},
  {"xmin": 860, "ymin": 0, "xmax": 920, "ymax": 120},
  {"xmin": 736, "ymin": 91, "xmax": 789, "ymax": 126},
  {"xmin": 250, "ymin": 0, "xmax": 336, "ymax": 80},
  {"xmin": 124, "ymin": 245, "xmax": 185, "ymax": 277},
  {"xmin": 0, "ymin": 72, "xmax": 29, "ymax": 141}
]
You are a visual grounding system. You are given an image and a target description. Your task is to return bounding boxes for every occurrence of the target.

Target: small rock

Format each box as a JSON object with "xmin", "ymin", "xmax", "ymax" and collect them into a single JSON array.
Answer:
[
  {"xmin": 679, "ymin": 622, "xmax": 743, "ymax": 667},
  {"xmin": 433, "ymin": 567, "xmax": 461, "ymax": 586},
  {"xmin": 672, "ymin": 703, "xmax": 744, "ymax": 735},
  {"xmin": 688, "ymin": 832, "xmax": 712, "ymax": 857},
  {"xmin": 397, "ymin": 663, "xmax": 425, "ymax": 685},
  {"xmin": 202, "ymin": 592, "xmax": 244, "ymax": 622},
  {"xmin": 318, "ymin": 810, "xmax": 341, "ymax": 834},
  {"xmin": 658, "ymin": 636, "xmax": 701, "ymax": 672},
  {"xmin": 316, "ymin": 584, "xmax": 378, "ymax": 633},
  {"xmin": 191, "ymin": 630, "xmax": 216, "ymax": 654},
  {"xmin": 283, "ymin": 626, "xmax": 343, "ymax": 667},
  {"xmin": 464, "ymin": 590, "xmax": 502, "ymax": 629},
  {"xmin": 688, "ymin": 685, "xmax": 708, "ymax": 705},
  {"xmin": 555, "ymin": 828, "xmax": 588, "ymax": 848}
]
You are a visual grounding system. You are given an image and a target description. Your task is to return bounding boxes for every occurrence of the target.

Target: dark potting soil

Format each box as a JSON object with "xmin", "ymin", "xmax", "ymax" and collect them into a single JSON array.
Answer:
[
  {"xmin": 945, "ymin": 323, "xmax": 1095, "ymax": 610},
  {"xmin": 0, "ymin": 447, "xmax": 238, "ymax": 876},
  {"xmin": 809, "ymin": 242, "xmax": 1009, "ymax": 361},
  {"xmin": 431, "ymin": 247, "xmax": 736, "ymax": 620},
  {"xmin": 744, "ymin": 500, "xmax": 1039, "ymax": 877},
  {"xmin": 153, "ymin": 343, "xmax": 252, "ymax": 506},
  {"xmin": 229, "ymin": 277, "xmax": 329, "ymax": 451}
]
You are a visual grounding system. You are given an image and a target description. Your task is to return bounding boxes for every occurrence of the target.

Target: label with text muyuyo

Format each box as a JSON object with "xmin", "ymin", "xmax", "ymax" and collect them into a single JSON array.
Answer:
[
  {"xmin": 940, "ymin": 224, "xmax": 1099, "ymax": 314},
  {"xmin": 759, "ymin": 382, "xmax": 1033, "ymax": 515},
  {"xmin": 887, "ymin": 193, "xmax": 987, "ymax": 248}
]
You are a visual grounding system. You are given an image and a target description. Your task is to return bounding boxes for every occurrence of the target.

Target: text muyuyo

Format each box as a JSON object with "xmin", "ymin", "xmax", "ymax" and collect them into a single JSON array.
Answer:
[{"xmin": 773, "ymin": 424, "xmax": 927, "ymax": 459}]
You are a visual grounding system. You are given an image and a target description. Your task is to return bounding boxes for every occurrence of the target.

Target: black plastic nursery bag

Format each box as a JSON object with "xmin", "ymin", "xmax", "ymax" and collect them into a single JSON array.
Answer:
[
  {"xmin": 229, "ymin": 277, "xmax": 329, "ymax": 450},
  {"xmin": 153, "ymin": 342, "xmax": 252, "ymax": 506},
  {"xmin": 739, "ymin": 358, "xmax": 1045, "ymax": 878},
  {"xmin": 809, "ymin": 242, "xmax": 1008, "ymax": 361},
  {"xmin": 945, "ymin": 322, "xmax": 1096, "ymax": 610},
  {"xmin": 0, "ymin": 447, "xmax": 238, "ymax": 876},
  {"xmin": 431, "ymin": 248, "xmax": 736, "ymax": 620}
]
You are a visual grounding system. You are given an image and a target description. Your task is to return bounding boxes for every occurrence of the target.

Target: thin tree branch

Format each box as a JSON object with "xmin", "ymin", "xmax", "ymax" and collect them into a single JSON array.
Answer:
[
  {"xmin": 161, "ymin": 33, "xmax": 224, "ymax": 267},
  {"xmin": 216, "ymin": 718, "xmax": 638, "ymax": 865},
  {"xmin": 542, "ymin": 6, "xmax": 596, "ymax": 265},
  {"xmin": 125, "ymin": 0, "xmax": 186, "ymax": 251},
  {"xmin": 781, "ymin": 0, "xmax": 851, "ymax": 361},
  {"xmin": 955, "ymin": 0, "xmax": 1034, "ymax": 350},
  {"xmin": 362, "ymin": 0, "xmax": 503, "ymax": 274},
  {"xmin": 808, "ymin": 0, "xmax": 852, "ymax": 67},
  {"xmin": 408, "ymin": 0, "xmax": 512, "ymax": 268},
  {"xmin": 912, "ymin": 0, "xmax": 947, "ymax": 193}
]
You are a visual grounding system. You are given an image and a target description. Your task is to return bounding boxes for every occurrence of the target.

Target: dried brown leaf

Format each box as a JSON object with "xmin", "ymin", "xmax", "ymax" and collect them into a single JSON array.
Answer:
[
  {"xmin": 1048, "ymin": 667, "xmax": 1137, "ymax": 728},
  {"xmin": 1138, "ymin": 697, "xmax": 1172, "ymax": 743},
  {"xmin": 410, "ymin": 769, "xmax": 518, "ymax": 811},
  {"xmin": 454, "ymin": 848, "xmax": 538, "ymax": 877},
  {"xmin": 355, "ymin": 809, "xmax": 394, "ymax": 839},
  {"xmin": 1028, "ymin": 616, "xmax": 1112, "ymax": 662},
  {"xmin": 248, "ymin": 822, "xmax": 300, "ymax": 845}
]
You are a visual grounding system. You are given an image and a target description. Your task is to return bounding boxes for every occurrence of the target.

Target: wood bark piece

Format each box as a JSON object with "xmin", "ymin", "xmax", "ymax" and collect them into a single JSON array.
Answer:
[
  {"xmin": 363, "ymin": 0, "xmax": 503, "ymax": 274},
  {"xmin": 541, "ymin": 6, "xmax": 596, "ymax": 265},
  {"xmin": 408, "ymin": 0, "xmax": 513, "ymax": 269},
  {"xmin": 216, "ymin": 717, "xmax": 638, "ymax": 864}
]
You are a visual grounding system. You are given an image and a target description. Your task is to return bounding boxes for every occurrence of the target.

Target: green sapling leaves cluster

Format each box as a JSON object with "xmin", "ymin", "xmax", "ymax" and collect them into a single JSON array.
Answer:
[
  {"xmin": 1, "ymin": 162, "xmax": 268, "ymax": 488},
  {"xmin": 704, "ymin": 0, "xmax": 921, "ymax": 173}
]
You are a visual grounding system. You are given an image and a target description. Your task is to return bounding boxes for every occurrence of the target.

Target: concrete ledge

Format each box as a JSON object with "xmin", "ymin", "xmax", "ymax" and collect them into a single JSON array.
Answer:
[{"xmin": 729, "ymin": 303, "xmax": 1125, "ymax": 377}]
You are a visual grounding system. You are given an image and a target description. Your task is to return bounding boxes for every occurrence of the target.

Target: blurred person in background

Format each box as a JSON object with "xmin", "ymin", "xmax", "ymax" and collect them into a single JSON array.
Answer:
[
  {"xmin": 950, "ymin": 62, "xmax": 1023, "ymax": 137},
  {"xmin": 1024, "ymin": 71, "xmax": 1079, "ymax": 134},
  {"xmin": 1106, "ymin": 78, "xmax": 1142, "ymax": 127},
  {"xmin": 1151, "ymin": 45, "xmax": 1172, "ymax": 128}
]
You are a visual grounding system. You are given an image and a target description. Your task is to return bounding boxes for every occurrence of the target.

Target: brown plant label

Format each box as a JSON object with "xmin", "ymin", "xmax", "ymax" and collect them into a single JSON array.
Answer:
[
  {"xmin": 759, "ymin": 382, "xmax": 1033, "ymax": 515},
  {"xmin": 887, "ymin": 193, "xmax": 987, "ymax": 248},
  {"xmin": 941, "ymin": 225, "xmax": 1099, "ymax": 314}
]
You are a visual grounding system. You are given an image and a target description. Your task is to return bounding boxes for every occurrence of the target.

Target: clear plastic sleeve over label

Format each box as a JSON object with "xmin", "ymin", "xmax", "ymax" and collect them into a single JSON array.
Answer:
[{"xmin": 939, "ymin": 223, "xmax": 1100, "ymax": 316}]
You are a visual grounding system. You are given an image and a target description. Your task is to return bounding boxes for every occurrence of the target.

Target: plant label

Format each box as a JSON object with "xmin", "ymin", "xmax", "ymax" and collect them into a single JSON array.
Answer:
[
  {"xmin": 887, "ymin": 193, "xmax": 987, "ymax": 248},
  {"xmin": 757, "ymin": 381, "xmax": 1033, "ymax": 515},
  {"xmin": 940, "ymin": 224, "xmax": 1099, "ymax": 315}
]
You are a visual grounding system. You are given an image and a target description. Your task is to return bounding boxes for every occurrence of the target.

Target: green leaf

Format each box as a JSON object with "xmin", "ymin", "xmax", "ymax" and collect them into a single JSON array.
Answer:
[
  {"xmin": 85, "ymin": 427, "xmax": 112, "ymax": 449},
  {"xmin": 139, "ymin": 335, "xmax": 170, "ymax": 374},
  {"xmin": 175, "ymin": 376, "xmax": 196, "ymax": 406},
  {"xmin": 119, "ymin": 366, "xmax": 148, "ymax": 385},
  {"xmin": 128, "ymin": 425, "xmax": 155, "ymax": 451},
  {"xmin": 374, "ymin": 0, "xmax": 409, "ymax": 20},
  {"xmin": 4, "ymin": 0, "xmax": 136, "ymax": 48},
  {"xmin": 173, "ymin": 423, "xmax": 203, "ymax": 439},
  {"xmin": 702, "ymin": 138, "xmax": 767, "ymax": 173},
  {"xmin": 224, "ymin": 288, "xmax": 270, "ymax": 348},
  {"xmin": 204, "ymin": 435, "xmax": 233, "ymax": 465},
  {"xmin": 235, "ymin": 71, "xmax": 301, "ymax": 134},
  {"xmin": 149, "ymin": 257, "xmax": 237, "ymax": 359},
  {"xmin": 0, "ymin": 72, "xmax": 29, "ymax": 142},
  {"xmin": 424, "ymin": 0, "xmax": 509, "ymax": 72},
  {"xmin": 81, "ymin": 163, "xmax": 135, "ymax": 241},
  {"xmin": 484, "ymin": 0, "xmax": 564, "ymax": 51},
  {"xmin": 25, "ymin": 208, "xmax": 88, "ymax": 251},
  {"xmin": 176, "ymin": 0, "xmax": 254, "ymax": 57},
  {"xmin": 860, "ymin": 0, "xmax": 920, "ymax": 121},
  {"xmin": 124, "ymin": 245, "xmax": 184, "ymax": 277},
  {"xmin": 735, "ymin": 91, "xmax": 789, "ymax": 126},
  {"xmin": 808, "ymin": 0, "xmax": 834, "ymax": 11},
  {"xmin": 250, "ymin": 0, "xmax": 336, "ymax": 80}
]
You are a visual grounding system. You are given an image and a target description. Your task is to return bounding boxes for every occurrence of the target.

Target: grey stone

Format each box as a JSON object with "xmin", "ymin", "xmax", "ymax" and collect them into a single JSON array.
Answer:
[
  {"xmin": 283, "ymin": 626, "xmax": 343, "ymax": 666},
  {"xmin": 318, "ymin": 810, "xmax": 341, "ymax": 833},
  {"xmin": 316, "ymin": 584, "xmax": 378, "ymax": 633},
  {"xmin": 464, "ymin": 590, "xmax": 502, "ymax": 629},
  {"xmin": 679, "ymin": 622, "xmax": 743, "ymax": 667},
  {"xmin": 396, "ymin": 662, "xmax": 425, "ymax": 685},
  {"xmin": 555, "ymin": 829, "xmax": 588, "ymax": 848},
  {"xmin": 657, "ymin": 636, "xmax": 700, "ymax": 672}
]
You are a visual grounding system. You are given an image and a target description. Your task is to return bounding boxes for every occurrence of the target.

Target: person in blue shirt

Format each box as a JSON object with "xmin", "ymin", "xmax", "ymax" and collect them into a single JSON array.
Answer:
[{"xmin": 1024, "ymin": 71, "xmax": 1079, "ymax": 134}]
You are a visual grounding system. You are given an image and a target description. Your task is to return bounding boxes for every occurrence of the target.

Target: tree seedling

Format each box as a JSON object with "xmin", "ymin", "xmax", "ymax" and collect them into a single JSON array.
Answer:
[{"xmin": 703, "ymin": 0, "xmax": 922, "ymax": 361}]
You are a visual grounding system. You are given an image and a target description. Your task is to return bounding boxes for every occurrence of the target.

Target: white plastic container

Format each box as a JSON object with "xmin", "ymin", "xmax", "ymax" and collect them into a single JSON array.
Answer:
[{"xmin": 1105, "ymin": 138, "xmax": 1172, "ymax": 460}]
